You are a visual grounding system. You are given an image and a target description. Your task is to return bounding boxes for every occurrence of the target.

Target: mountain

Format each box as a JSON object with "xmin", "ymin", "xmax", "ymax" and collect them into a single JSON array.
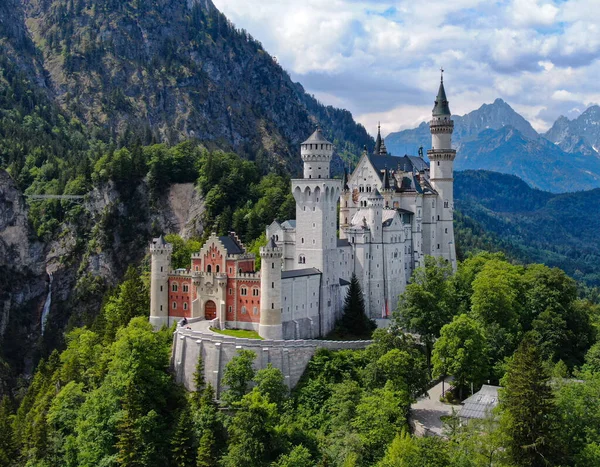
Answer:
[
  {"xmin": 384, "ymin": 98, "xmax": 600, "ymax": 192},
  {"xmin": 457, "ymin": 126, "xmax": 600, "ymax": 192},
  {"xmin": 545, "ymin": 106, "xmax": 600, "ymax": 156},
  {"xmin": 385, "ymin": 98, "xmax": 539, "ymax": 156},
  {"xmin": 6, "ymin": 0, "xmax": 372, "ymax": 173},
  {"xmin": 454, "ymin": 170, "xmax": 600, "ymax": 285}
]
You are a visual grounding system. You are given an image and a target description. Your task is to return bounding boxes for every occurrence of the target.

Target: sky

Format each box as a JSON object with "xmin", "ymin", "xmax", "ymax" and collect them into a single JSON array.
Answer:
[{"xmin": 211, "ymin": 0, "xmax": 600, "ymax": 137}]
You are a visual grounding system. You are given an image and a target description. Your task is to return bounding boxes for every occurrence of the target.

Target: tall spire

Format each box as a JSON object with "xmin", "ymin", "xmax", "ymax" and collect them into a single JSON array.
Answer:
[
  {"xmin": 432, "ymin": 68, "xmax": 451, "ymax": 116},
  {"xmin": 373, "ymin": 122, "xmax": 382, "ymax": 155}
]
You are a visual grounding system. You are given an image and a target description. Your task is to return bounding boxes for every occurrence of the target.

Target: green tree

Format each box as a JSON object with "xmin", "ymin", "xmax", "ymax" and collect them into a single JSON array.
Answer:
[
  {"xmin": 220, "ymin": 390, "xmax": 281, "ymax": 467},
  {"xmin": 432, "ymin": 314, "xmax": 489, "ymax": 400},
  {"xmin": 254, "ymin": 364, "xmax": 288, "ymax": 408},
  {"xmin": 272, "ymin": 445, "xmax": 313, "ymax": 467},
  {"xmin": 500, "ymin": 336, "xmax": 563, "ymax": 466},
  {"xmin": 221, "ymin": 350, "xmax": 256, "ymax": 406},
  {"xmin": 0, "ymin": 397, "xmax": 16, "ymax": 466},
  {"xmin": 395, "ymin": 256, "xmax": 454, "ymax": 368},
  {"xmin": 116, "ymin": 381, "xmax": 143, "ymax": 467},
  {"xmin": 170, "ymin": 409, "xmax": 196, "ymax": 467},
  {"xmin": 336, "ymin": 273, "xmax": 376, "ymax": 338}
]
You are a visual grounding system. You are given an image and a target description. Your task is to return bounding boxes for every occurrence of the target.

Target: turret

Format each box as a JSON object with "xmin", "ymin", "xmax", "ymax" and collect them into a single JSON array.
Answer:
[
  {"xmin": 149, "ymin": 235, "xmax": 173, "ymax": 328},
  {"xmin": 428, "ymin": 70, "xmax": 457, "ymax": 269},
  {"xmin": 301, "ymin": 127, "xmax": 333, "ymax": 179},
  {"xmin": 259, "ymin": 236, "xmax": 283, "ymax": 339},
  {"xmin": 367, "ymin": 189, "xmax": 383, "ymax": 243}
]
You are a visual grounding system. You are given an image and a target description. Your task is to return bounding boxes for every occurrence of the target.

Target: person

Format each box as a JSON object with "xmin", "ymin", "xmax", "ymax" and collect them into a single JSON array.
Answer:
[{"xmin": 180, "ymin": 317, "xmax": 188, "ymax": 327}]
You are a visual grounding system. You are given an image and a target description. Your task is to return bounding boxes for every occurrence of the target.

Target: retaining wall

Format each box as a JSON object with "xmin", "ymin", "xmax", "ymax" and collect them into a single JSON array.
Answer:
[{"xmin": 171, "ymin": 319, "xmax": 370, "ymax": 397}]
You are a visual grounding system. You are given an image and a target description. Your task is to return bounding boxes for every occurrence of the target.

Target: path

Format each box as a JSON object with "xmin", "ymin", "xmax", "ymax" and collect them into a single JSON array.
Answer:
[{"xmin": 410, "ymin": 378, "xmax": 459, "ymax": 436}]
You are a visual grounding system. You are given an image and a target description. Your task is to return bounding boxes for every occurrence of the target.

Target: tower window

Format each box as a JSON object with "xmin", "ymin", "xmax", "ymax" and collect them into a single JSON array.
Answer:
[
  {"xmin": 183, "ymin": 284, "xmax": 189, "ymax": 292},
  {"xmin": 216, "ymin": 265, "xmax": 220, "ymax": 273},
  {"xmin": 160, "ymin": 286, "xmax": 163, "ymax": 292},
  {"xmin": 438, "ymin": 161, "xmax": 440, "ymax": 166},
  {"xmin": 160, "ymin": 266, "xmax": 163, "ymax": 272},
  {"xmin": 172, "ymin": 302, "xmax": 177, "ymax": 310},
  {"xmin": 271, "ymin": 282, "xmax": 274, "ymax": 289},
  {"xmin": 183, "ymin": 303, "xmax": 188, "ymax": 311},
  {"xmin": 241, "ymin": 287, "xmax": 248, "ymax": 296},
  {"xmin": 272, "ymin": 303, "xmax": 274, "ymax": 309},
  {"xmin": 172, "ymin": 284, "xmax": 178, "ymax": 292},
  {"xmin": 253, "ymin": 288, "xmax": 259, "ymax": 296},
  {"xmin": 272, "ymin": 263, "xmax": 274, "ymax": 269},
  {"xmin": 207, "ymin": 265, "xmax": 212, "ymax": 273}
]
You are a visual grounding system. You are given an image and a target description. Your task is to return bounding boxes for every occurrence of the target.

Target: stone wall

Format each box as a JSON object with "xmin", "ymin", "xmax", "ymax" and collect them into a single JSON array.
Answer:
[{"xmin": 171, "ymin": 318, "xmax": 370, "ymax": 397}]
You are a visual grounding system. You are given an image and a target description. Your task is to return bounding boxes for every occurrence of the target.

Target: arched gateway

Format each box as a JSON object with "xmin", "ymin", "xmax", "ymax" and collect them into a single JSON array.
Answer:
[{"xmin": 204, "ymin": 300, "xmax": 217, "ymax": 320}]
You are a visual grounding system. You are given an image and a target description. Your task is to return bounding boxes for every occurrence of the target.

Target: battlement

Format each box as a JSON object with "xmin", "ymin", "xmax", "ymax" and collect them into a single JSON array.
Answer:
[
  {"xmin": 427, "ymin": 149, "xmax": 456, "ymax": 161},
  {"xmin": 236, "ymin": 272, "xmax": 261, "ymax": 280}
]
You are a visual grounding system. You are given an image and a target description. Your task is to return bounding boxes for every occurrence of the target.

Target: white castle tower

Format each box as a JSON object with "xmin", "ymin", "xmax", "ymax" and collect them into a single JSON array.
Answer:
[
  {"xmin": 149, "ymin": 235, "xmax": 172, "ymax": 328},
  {"xmin": 292, "ymin": 128, "xmax": 343, "ymax": 334},
  {"xmin": 428, "ymin": 71, "xmax": 457, "ymax": 269},
  {"xmin": 259, "ymin": 237, "xmax": 283, "ymax": 340}
]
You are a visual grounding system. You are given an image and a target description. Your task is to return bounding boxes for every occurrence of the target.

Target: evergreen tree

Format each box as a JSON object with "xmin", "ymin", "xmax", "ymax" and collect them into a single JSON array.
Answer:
[
  {"xmin": 116, "ymin": 381, "xmax": 142, "ymax": 467},
  {"xmin": 337, "ymin": 273, "xmax": 376, "ymax": 338},
  {"xmin": 196, "ymin": 430, "xmax": 217, "ymax": 467},
  {"xmin": 0, "ymin": 396, "xmax": 16, "ymax": 466},
  {"xmin": 191, "ymin": 352, "xmax": 205, "ymax": 408},
  {"xmin": 170, "ymin": 410, "xmax": 196, "ymax": 467},
  {"xmin": 500, "ymin": 336, "xmax": 564, "ymax": 466}
]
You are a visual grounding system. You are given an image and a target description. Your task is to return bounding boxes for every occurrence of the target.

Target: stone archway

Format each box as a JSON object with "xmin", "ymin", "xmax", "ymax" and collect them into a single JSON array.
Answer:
[{"xmin": 204, "ymin": 300, "xmax": 217, "ymax": 320}]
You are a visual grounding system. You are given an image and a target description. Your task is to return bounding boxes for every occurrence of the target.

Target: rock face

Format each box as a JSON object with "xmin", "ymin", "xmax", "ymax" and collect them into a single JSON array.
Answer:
[
  {"xmin": 384, "ymin": 99, "xmax": 600, "ymax": 193},
  {"xmin": 545, "ymin": 106, "xmax": 600, "ymax": 156},
  {"xmin": 13, "ymin": 0, "xmax": 372, "ymax": 171},
  {"xmin": 385, "ymin": 98, "xmax": 540, "ymax": 156}
]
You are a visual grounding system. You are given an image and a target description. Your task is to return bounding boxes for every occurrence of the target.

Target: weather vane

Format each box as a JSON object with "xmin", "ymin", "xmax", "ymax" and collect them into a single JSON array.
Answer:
[{"xmin": 440, "ymin": 67, "xmax": 444, "ymax": 82}]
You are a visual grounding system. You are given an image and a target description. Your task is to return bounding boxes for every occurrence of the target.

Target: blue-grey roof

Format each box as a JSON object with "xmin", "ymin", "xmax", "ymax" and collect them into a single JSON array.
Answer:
[
  {"xmin": 282, "ymin": 268, "xmax": 321, "ymax": 279},
  {"xmin": 367, "ymin": 154, "xmax": 429, "ymax": 178},
  {"xmin": 459, "ymin": 385, "xmax": 500, "ymax": 420},
  {"xmin": 303, "ymin": 128, "xmax": 330, "ymax": 145},
  {"xmin": 219, "ymin": 235, "xmax": 244, "ymax": 255},
  {"xmin": 433, "ymin": 79, "xmax": 451, "ymax": 116},
  {"xmin": 339, "ymin": 278, "xmax": 351, "ymax": 286},
  {"xmin": 281, "ymin": 220, "xmax": 296, "ymax": 229},
  {"xmin": 337, "ymin": 238, "xmax": 350, "ymax": 248}
]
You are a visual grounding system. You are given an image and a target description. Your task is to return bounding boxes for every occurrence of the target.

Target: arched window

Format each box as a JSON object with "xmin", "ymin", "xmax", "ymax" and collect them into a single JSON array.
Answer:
[
  {"xmin": 172, "ymin": 283, "xmax": 178, "ymax": 292},
  {"xmin": 216, "ymin": 265, "xmax": 220, "ymax": 273},
  {"xmin": 252, "ymin": 288, "xmax": 259, "ymax": 296},
  {"xmin": 240, "ymin": 287, "xmax": 248, "ymax": 296},
  {"xmin": 206, "ymin": 265, "xmax": 212, "ymax": 273},
  {"xmin": 182, "ymin": 284, "xmax": 189, "ymax": 292},
  {"xmin": 253, "ymin": 307, "xmax": 258, "ymax": 315},
  {"xmin": 241, "ymin": 306, "xmax": 247, "ymax": 314},
  {"xmin": 183, "ymin": 302, "xmax": 188, "ymax": 310},
  {"xmin": 172, "ymin": 302, "xmax": 177, "ymax": 310}
]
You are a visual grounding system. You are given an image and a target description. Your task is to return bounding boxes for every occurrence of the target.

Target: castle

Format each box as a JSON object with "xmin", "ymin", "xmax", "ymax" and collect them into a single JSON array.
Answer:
[{"xmin": 149, "ymin": 77, "xmax": 457, "ymax": 340}]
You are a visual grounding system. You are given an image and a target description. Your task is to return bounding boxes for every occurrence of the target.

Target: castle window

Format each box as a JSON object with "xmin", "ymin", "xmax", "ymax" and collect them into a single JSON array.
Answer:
[
  {"xmin": 253, "ymin": 307, "xmax": 258, "ymax": 315},
  {"xmin": 216, "ymin": 265, "xmax": 220, "ymax": 273},
  {"xmin": 228, "ymin": 306, "xmax": 232, "ymax": 313},
  {"xmin": 253, "ymin": 288, "xmax": 259, "ymax": 296},
  {"xmin": 195, "ymin": 266, "xmax": 199, "ymax": 272},
  {"xmin": 207, "ymin": 265, "xmax": 212, "ymax": 273},
  {"xmin": 445, "ymin": 228, "xmax": 448, "ymax": 234},
  {"xmin": 229, "ymin": 288, "xmax": 232, "ymax": 295},
  {"xmin": 301, "ymin": 238, "xmax": 304, "ymax": 244},
  {"xmin": 444, "ymin": 201, "xmax": 449, "ymax": 208},
  {"xmin": 239, "ymin": 269, "xmax": 242, "ymax": 274},
  {"xmin": 160, "ymin": 286, "xmax": 163, "ymax": 292},
  {"xmin": 271, "ymin": 303, "xmax": 274, "ymax": 309},
  {"xmin": 229, "ymin": 267, "xmax": 232, "ymax": 274},
  {"xmin": 438, "ymin": 161, "xmax": 440, "ymax": 166},
  {"xmin": 438, "ymin": 244, "xmax": 440, "ymax": 249},
  {"xmin": 272, "ymin": 263, "xmax": 274, "ymax": 269},
  {"xmin": 437, "ymin": 215, "xmax": 440, "ymax": 221},
  {"xmin": 160, "ymin": 266, "xmax": 163, "ymax": 272},
  {"xmin": 172, "ymin": 284, "xmax": 178, "ymax": 292},
  {"xmin": 241, "ymin": 287, "xmax": 248, "ymax": 296},
  {"xmin": 183, "ymin": 303, "xmax": 188, "ymax": 310},
  {"xmin": 271, "ymin": 282, "xmax": 274, "ymax": 289},
  {"xmin": 241, "ymin": 306, "xmax": 247, "ymax": 314},
  {"xmin": 299, "ymin": 255, "xmax": 305, "ymax": 264},
  {"xmin": 172, "ymin": 302, "xmax": 177, "ymax": 310},
  {"xmin": 160, "ymin": 305, "xmax": 163, "ymax": 311},
  {"xmin": 183, "ymin": 284, "xmax": 189, "ymax": 292}
]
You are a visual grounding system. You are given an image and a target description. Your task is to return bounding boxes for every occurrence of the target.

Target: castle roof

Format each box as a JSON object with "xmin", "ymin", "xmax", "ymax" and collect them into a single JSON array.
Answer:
[
  {"xmin": 373, "ymin": 123, "xmax": 382, "ymax": 155},
  {"xmin": 433, "ymin": 76, "xmax": 451, "ymax": 116},
  {"xmin": 153, "ymin": 235, "xmax": 167, "ymax": 246},
  {"xmin": 281, "ymin": 220, "xmax": 296, "ymax": 230},
  {"xmin": 218, "ymin": 234, "xmax": 244, "ymax": 255},
  {"xmin": 303, "ymin": 127, "xmax": 330, "ymax": 145}
]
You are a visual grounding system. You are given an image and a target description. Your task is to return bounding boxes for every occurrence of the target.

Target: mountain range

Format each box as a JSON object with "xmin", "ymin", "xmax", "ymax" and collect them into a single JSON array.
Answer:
[{"xmin": 385, "ymin": 98, "xmax": 600, "ymax": 193}]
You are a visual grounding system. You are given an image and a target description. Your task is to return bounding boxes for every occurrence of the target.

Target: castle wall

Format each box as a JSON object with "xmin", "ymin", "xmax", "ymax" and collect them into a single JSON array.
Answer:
[
  {"xmin": 167, "ymin": 275, "xmax": 193, "ymax": 318},
  {"xmin": 171, "ymin": 320, "xmax": 371, "ymax": 396}
]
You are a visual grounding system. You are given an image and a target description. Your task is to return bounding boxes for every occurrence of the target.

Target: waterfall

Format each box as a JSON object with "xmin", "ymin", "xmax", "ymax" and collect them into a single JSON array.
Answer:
[{"xmin": 41, "ymin": 273, "xmax": 53, "ymax": 334}]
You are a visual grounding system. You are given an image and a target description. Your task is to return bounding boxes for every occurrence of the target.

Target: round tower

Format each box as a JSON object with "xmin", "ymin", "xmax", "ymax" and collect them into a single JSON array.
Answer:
[
  {"xmin": 301, "ymin": 127, "xmax": 333, "ymax": 179},
  {"xmin": 367, "ymin": 189, "xmax": 384, "ymax": 243},
  {"xmin": 259, "ymin": 237, "xmax": 283, "ymax": 340},
  {"xmin": 149, "ymin": 235, "xmax": 173, "ymax": 328},
  {"xmin": 428, "ymin": 70, "xmax": 457, "ymax": 269}
]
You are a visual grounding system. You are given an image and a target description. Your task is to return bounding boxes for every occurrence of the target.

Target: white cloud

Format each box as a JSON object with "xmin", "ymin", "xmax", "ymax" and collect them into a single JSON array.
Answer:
[{"xmin": 212, "ymin": 0, "xmax": 600, "ymax": 134}]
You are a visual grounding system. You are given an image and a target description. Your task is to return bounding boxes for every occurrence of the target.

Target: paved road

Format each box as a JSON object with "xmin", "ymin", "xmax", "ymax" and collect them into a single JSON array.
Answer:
[{"xmin": 411, "ymin": 378, "xmax": 460, "ymax": 436}]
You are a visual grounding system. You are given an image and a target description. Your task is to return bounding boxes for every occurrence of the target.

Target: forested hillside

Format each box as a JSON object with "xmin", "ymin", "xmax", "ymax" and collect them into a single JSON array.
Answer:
[
  {"xmin": 454, "ymin": 170, "xmax": 600, "ymax": 286},
  {"xmin": 3, "ymin": 249, "xmax": 600, "ymax": 466}
]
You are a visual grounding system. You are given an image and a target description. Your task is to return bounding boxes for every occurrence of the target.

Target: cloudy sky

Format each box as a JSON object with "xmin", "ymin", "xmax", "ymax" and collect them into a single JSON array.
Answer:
[{"xmin": 211, "ymin": 0, "xmax": 600, "ymax": 137}]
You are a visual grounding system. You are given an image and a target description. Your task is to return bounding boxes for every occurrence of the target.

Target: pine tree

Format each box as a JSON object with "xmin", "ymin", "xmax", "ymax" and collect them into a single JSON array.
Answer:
[
  {"xmin": 0, "ymin": 397, "xmax": 16, "ymax": 466},
  {"xmin": 171, "ymin": 410, "xmax": 196, "ymax": 467},
  {"xmin": 500, "ymin": 336, "xmax": 564, "ymax": 466},
  {"xmin": 337, "ymin": 273, "xmax": 376, "ymax": 338},
  {"xmin": 191, "ymin": 352, "xmax": 205, "ymax": 408},
  {"xmin": 196, "ymin": 430, "xmax": 217, "ymax": 467},
  {"xmin": 116, "ymin": 382, "xmax": 142, "ymax": 467}
]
